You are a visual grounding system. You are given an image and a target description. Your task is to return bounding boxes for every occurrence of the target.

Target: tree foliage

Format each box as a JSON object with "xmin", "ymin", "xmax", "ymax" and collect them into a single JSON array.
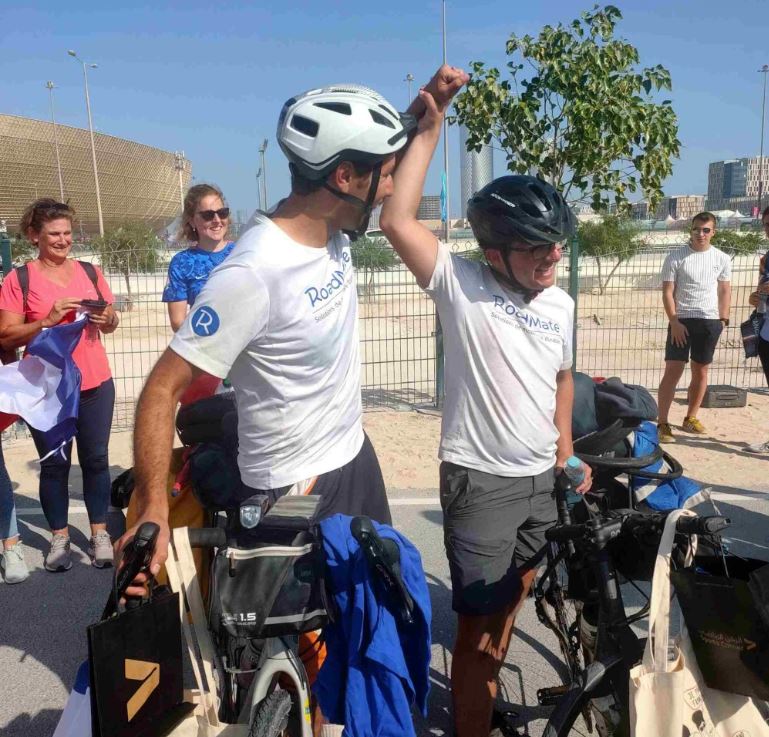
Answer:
[
  {"xmin": 578, "ymin": 215, "xmax": 645, "ymax": 294},
  {"xmin": 350, "ymin": 236, "xmax": 397, "ymax": 299},
  {"xmin": 451, "ymin": 4, "xmax": 680, "ymax": 213},
  {"xmin": 9, "ymin": 236, "xmax": 36, "ymax": 265},
  {"xmin": 91, "ymin": 223, "xmax": 163, "ymax": 297},
  {"xmin": 711, "ymin": 229, "xmax": 767, "ymax": 259}
]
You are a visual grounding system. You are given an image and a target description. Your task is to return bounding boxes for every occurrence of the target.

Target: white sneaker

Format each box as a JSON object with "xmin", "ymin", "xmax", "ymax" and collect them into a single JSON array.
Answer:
[
  {"xmin": 2, "ymin": 542, "xmax": 30, "ymax": 583},
  {"xmin": 745, "ymin": 440, "xmax": 769, "ymax": 454}
]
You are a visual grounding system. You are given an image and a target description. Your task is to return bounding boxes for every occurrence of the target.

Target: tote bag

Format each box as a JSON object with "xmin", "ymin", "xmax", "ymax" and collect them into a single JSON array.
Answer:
[{"xmin": 629, "ymin": 509, "xmax": 769, "ymax": 737}]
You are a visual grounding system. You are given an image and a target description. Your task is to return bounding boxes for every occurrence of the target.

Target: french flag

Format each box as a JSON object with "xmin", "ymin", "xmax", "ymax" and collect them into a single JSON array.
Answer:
[{"xmin": 0, "ymin": 316, "xmax": 87, "ymax": 459}]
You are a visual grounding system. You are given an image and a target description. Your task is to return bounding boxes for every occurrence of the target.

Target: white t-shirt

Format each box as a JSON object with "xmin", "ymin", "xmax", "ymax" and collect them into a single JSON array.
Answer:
[
  {"xmin": 426, "ymin": 243, "xmax": 574, "ymax": 477},
  {"xmin": 660, "ymin": 245, "xmax": 731, "ymax": 320},
  {"xmin": 170, "ymin": 215, "xmax": 364, "ymax": 489}
]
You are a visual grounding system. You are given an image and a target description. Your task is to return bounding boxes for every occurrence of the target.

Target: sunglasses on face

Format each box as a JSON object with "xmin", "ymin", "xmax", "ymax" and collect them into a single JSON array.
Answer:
[
  {"xmin": 197, "ymin": 207, "xmax": 230, "ymax": 221},
  {"xmin": 691, "ymin": 227, "xmax": 712, "ymax": 234},
  {"xmin": 510, "ymin": 243, "xmax": 562, "ymax": 260}
]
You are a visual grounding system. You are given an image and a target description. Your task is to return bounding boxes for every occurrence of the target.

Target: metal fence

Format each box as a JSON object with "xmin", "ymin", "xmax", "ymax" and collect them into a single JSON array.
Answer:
[{"xmin": 2, "ymin": 229, "xmax": 766, "ymax": 437}]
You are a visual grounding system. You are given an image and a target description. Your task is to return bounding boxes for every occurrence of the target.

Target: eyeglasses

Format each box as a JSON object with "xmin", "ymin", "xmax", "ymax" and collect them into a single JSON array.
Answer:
[
  {"xmin": 691, "ymin": 227, "xmax": 712, "ymax": 234},
  {"xmin": 510, "ymin": 243, "xmax": 562, "ymax": 260},
  {"xmin": 197, "ymin": 207, "xmax": 230, "ymax": 221}
]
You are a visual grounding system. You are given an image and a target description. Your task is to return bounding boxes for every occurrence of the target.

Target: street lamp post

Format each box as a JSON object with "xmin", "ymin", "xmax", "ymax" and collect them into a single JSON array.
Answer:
[
  {"xmin": 405, "ymin": 73, "xmax": 415, "ymax": 105},
  {"xmin": 45, "ymin": 81, "xmax": 65, "ymax": 201},
  {"xmin": 255, "ymin": 167, "xmax": 263, "ymax": 210},
  {"xmin": 258, "ymin": 139, "xmax": 269, "ymax": 210},
  {"xmin": 68, "ymin": 50, "xmax": 104, "ymax": 236},
  {"xmin": 758, "ymin": 65, "xmax": 769, "ymax": 217},
  {"xmin": 174, "ymin": 151, "xmax": 186, "ymax": 209}
]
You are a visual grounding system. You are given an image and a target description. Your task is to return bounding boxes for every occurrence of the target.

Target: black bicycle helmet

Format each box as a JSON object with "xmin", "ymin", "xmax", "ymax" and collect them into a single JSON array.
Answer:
[
  {"xmin": 467, "ymin": 175, "xmax": 575, "ymax": 302},
  {"xmin": 467, "ymin": 175, "xmax": 575, "ymax": 249}
]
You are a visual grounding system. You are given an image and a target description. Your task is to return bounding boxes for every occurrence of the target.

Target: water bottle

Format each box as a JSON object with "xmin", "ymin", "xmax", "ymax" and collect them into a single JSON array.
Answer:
[{"xmin": 564, "ymin": 456, "xmax": 585, "ymax": 487}]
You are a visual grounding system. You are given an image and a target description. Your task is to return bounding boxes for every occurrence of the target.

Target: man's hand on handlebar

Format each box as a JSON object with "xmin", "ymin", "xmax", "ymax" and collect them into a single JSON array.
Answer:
[{"xmin": 114, "ymin": 507, "xmax": 170, "ymax": 598}]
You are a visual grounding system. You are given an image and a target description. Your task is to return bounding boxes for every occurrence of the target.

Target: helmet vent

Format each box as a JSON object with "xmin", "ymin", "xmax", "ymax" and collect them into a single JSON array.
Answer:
[
  {"xmin": 377, "ymin": 104, "xmax": 399, "ymax": 121},
  {"xmin": 290, "ymin": 114, "xmax": 319, "ymax": 138},
  {"xmin": 369, "ymin": 109, "xmax": 396, "ymax": 129},
  {"xmin": 315, "ymin": 101, "xmax": 352, "ymax": 115}
]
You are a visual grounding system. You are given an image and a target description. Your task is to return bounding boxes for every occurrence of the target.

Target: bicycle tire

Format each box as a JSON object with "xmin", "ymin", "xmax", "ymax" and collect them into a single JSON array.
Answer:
[{"xmin": 248, "ymin": 689, "xmax": 293, "ymax": 737}]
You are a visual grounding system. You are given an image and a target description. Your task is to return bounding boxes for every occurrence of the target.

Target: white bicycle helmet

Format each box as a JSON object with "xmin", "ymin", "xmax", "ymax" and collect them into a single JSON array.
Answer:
[{"xmin": 277, "ymin": 84, "xmax": 415, "ymax": 181}]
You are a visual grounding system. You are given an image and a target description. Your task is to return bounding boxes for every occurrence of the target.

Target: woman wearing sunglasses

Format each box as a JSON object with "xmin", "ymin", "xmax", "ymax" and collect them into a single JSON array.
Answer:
[{"xmin": 163, "ymin": 183, "xmax": 235, "ymax": 331}]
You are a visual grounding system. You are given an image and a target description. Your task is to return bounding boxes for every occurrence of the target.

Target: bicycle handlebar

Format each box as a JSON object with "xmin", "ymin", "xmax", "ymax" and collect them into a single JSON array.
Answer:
[
  {"xmin": 544, "ymin": 512, "xmax": 731, "ymax": 546},
  {"xmin": 351, "ymin": 516, "xmax": 415, "ymax": 626},
  {"xmin": 188, "ymin": 527, "xmax": 227, "ymax": 549}
]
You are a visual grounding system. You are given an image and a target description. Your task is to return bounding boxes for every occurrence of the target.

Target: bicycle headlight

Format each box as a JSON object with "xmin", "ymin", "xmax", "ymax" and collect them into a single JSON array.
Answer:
[
  {"xmin": 239, "ymin": 494, "xmax": 269, "ymax": 530},
  {"xmin": 240, "ymin": 504, "xmax": 263, "ymax": 529}
]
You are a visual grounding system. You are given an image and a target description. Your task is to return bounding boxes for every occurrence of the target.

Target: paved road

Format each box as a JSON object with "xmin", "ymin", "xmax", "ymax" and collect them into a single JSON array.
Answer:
[{"xmin": 2, "ymin": 485, "xmax": 768, "ymax": 737}]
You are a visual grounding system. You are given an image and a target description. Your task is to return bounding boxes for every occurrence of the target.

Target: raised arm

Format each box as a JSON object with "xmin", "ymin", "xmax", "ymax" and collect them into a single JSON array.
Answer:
[{"xmin": 380, "ymin": 65, "xmax": 468, "ymax": 289}]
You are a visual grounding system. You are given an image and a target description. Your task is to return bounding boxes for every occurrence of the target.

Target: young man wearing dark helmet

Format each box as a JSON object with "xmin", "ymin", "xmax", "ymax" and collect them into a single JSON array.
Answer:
[{"xmin": 381, "ymin": 84, "xmax": 592, "ymax": 736}]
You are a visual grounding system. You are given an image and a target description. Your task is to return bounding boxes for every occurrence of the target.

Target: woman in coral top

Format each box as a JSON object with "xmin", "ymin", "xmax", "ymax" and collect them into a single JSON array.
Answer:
[{"xmin": 0, "ymin": 199, "xmax": 119, "ymax": 573}]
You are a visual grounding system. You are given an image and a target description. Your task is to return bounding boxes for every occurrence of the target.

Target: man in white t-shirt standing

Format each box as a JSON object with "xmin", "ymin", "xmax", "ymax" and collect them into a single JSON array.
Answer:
[
  {"xmin": 380, "ymin": 80, "xmax": 592, "ymax": 737},
  {"xmin": 116, "ymin": 70, "xmax": 467, "ymax": 580},
  {"xmin": 657, "ymin": 212, "xmax": 731, "ymax": 443}
]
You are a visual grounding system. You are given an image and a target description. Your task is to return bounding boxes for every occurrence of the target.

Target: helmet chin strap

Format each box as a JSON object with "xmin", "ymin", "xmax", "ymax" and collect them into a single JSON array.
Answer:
[
  {"xmin": 323, "ymin": 163, "xmax": 382, "ymax": 242},
  {"xmin": 487, "ymin": 251, "xmax": 543, "ymax": 304}
]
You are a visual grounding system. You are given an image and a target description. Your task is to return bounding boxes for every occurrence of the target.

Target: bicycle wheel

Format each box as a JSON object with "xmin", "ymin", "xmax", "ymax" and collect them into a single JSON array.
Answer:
[{"xmin": 248, "ymin": 689, "xmax": 293, "ymax": 737}]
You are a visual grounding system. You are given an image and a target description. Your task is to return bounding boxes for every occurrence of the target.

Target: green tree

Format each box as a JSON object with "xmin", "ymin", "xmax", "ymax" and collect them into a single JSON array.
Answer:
[
  {"xmin": 350, "ymin": 236, "xmax": 397, "ymax": 299},
  {"xmin": 451, "ymin": 4, "xmax": 680, "ymax": 213},
  {"xmin": 91, "ymin": 223, "xmax": 163, "ymax": 305},
  {"xmin": 711, "ymin": 229, "xmax": 767, "ymax": 260},
  {"xmin": 10, "ymin": 236, "xmax": 36, "ymax": 265},
  {"xmin": 578, "ymin": 215, "xmax": 645, "ymax": 294}
]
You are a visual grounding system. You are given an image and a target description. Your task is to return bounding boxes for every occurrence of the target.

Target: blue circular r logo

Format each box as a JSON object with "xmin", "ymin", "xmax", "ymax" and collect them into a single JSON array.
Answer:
[{"xmin": 191, "ymin": 306, "xmax": 220, "ymax": 336}]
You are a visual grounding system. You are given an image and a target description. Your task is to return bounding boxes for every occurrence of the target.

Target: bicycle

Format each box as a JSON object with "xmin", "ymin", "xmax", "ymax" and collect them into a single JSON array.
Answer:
[
  {"xmin": 184, "ymin": 492, "xmax": 415, "ymax": 737},
  {"xmin": 532, "ymin": 475, "xmax": 731, "ymax": 737}
]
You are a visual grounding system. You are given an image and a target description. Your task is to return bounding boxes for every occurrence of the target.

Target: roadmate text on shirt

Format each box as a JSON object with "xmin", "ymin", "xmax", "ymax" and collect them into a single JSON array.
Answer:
[
  {"xmin": 170, "ymin": 215, "xmax": 363, "ymax": 489},
  {"xmin": 426, "ymin": 242, "xmax": 574, "ymax": 477}
]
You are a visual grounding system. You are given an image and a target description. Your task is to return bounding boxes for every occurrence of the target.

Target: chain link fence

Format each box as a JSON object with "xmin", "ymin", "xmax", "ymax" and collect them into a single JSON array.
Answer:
[{"xmin": 2, "ymin": 225, "xmax": 766, "ymax": 439}]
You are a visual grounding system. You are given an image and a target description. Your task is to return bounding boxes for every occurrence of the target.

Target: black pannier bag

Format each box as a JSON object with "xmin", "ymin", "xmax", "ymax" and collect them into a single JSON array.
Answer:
[
  {"xmin": 209, "ymin": 497, "xmax": 330, "ymax": 639},
  {"xmin": 672, "ymin": 555, "xmax": 769, "ymax": 702}
]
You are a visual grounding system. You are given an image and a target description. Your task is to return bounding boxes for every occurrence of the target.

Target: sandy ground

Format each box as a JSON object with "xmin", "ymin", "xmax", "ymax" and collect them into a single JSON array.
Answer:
[
  {"xmin": 4, "ymin": 391, "xmax": 769, "ymax": 500},
  {"xmin": 364, "ymin": 392, "xmax": 769, "ymax": 492},
  {"xmin": 11, "ymin": 392, "xmax": 766, "ymax": 503}
]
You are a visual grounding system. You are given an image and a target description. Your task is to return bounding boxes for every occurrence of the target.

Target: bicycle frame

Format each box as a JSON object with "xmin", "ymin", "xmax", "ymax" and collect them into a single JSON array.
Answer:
[{"xmin": 540, "ymin": 537, "xmax": 639, "ymax": 737}]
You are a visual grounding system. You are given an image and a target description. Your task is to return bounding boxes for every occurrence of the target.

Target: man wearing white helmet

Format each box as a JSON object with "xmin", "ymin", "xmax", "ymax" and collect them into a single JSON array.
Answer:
[{"xmin": 116, "ymin": 67, "xmax": 465, "ymax": 584}]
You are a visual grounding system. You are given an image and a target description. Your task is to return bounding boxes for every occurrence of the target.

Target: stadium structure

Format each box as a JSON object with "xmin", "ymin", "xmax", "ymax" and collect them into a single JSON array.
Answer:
[{"xmin": 0, "ymin": 114, "xmax": 192, "ymax": 236}]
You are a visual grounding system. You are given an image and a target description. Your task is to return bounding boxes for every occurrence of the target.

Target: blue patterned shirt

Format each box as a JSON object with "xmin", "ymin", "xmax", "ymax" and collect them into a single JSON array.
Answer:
[{"xmin": 162, "ymin": 242, "xmax": 236, "ymax": 306}]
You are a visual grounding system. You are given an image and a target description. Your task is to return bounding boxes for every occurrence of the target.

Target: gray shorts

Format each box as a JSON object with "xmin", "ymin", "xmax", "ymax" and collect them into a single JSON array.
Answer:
[{"xmin": 439, "ymin": 461, "xmax": 557, "ymax": 616}]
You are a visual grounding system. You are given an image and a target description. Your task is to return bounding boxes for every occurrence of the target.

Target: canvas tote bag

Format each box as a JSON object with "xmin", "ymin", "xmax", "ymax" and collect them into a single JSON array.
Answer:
[
  {"xmin": 629, "ymin": 509, "xmax": 769, "ymax": 737},
  {"xmin": 164, "ymin": 527, "xmax": 249, "ymax": 737}
]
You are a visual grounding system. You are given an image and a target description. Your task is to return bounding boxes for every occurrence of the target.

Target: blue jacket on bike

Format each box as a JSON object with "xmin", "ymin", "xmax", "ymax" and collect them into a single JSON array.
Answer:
[{"xmin": 316, "ymin": 514, "xmax": 431, "ymax": 736}]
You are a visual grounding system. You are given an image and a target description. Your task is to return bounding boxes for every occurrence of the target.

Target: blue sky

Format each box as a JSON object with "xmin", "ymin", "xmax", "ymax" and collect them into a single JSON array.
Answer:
[{"xmin": 2, "ymin": 0, "xmax": 768, "ymax": 218}]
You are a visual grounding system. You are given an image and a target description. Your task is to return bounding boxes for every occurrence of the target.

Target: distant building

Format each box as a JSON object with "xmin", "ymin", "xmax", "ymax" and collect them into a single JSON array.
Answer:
[
  {"xmin": 417, "ymin": 195, "xmax": 442, "ymax": 221},
  {"xmin": 630, "ymin": 201, "xmax": 650, "ymax": 220},
  {"xmin": 459, "ymin": 125, "xmax": 494, "ymax": 218},
  {"xmin": 654, "ymin": 195, "xmax": 705, "ymax": 221},
  {"xmin": 707, "ymin": 157, "xmax": 769, "ymax": 215},
  {"xmin": 0, "ymin": 113, "xmax": 191, "ymax": 235}
]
